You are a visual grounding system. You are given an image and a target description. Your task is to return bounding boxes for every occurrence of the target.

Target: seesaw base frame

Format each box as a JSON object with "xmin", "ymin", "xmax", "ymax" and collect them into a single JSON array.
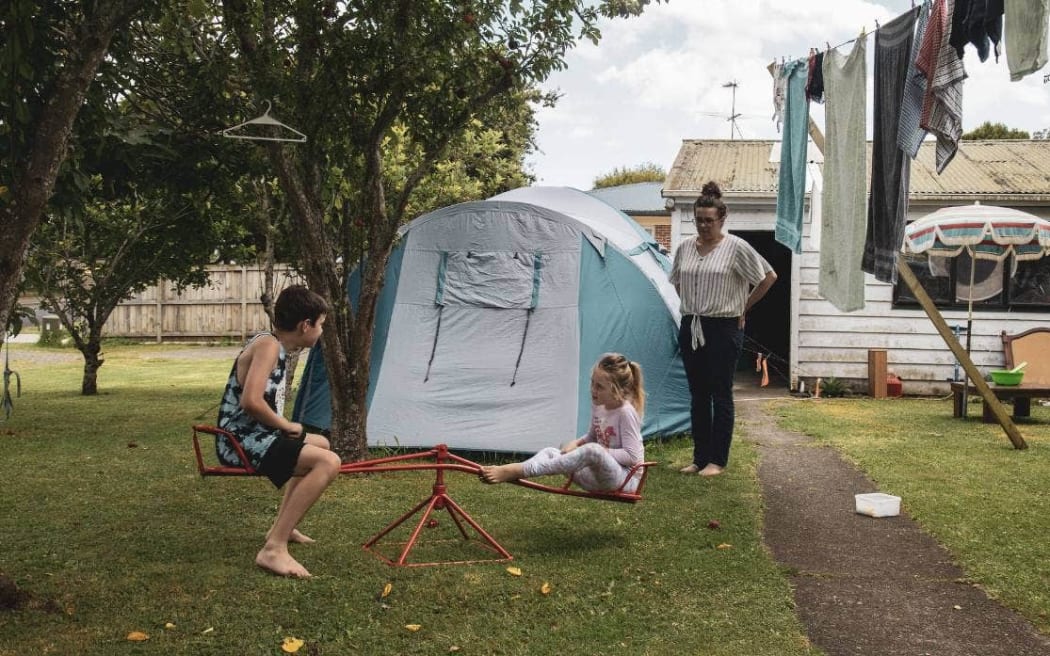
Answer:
[{"xmin": 344, "ymin": 445, "xmax": 513, "ymax": 567}]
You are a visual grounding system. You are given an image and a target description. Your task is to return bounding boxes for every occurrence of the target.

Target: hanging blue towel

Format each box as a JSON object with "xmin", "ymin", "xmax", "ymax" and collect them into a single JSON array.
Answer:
[{"xmin": 774, "ymin": 58, "xmax": 810, "ymax": 255}]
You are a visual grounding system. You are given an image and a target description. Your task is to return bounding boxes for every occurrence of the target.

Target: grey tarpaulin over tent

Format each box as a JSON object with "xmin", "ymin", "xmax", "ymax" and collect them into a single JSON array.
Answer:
[{"xmin": 293, "ymin": 186, "xmax": 690, "ymax": 453}]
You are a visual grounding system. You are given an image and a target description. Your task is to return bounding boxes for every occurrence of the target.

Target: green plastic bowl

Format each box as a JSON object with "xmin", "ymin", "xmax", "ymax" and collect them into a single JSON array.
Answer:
[{"xmin": 989, "ymin": 370, "xmax": 1024, "ymax": 386}]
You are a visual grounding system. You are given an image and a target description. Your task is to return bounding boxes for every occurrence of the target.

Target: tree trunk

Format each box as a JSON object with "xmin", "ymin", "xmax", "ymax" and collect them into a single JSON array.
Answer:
[
  {"xmin": 261, "ymin": 145, "xmax": 372, "ymax": 461},
  {"xmin": 0, "ymin": 1, "xmax": 145, "ymax": 348},
  {"xmin": 80, "ymin": 338, "xmax": 103, "ymax": 396}
]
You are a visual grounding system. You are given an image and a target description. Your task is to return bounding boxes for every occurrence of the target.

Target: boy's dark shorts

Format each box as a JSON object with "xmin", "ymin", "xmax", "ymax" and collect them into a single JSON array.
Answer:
[{"xmin": 258, "ymin": 437, "xmax": 306, "ymax": 489}]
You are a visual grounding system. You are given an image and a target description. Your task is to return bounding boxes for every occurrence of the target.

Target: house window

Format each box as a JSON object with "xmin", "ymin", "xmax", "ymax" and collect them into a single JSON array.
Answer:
[{"xmin": 893, "ymin": 251, "xmax": 1050, "ymax": 311}]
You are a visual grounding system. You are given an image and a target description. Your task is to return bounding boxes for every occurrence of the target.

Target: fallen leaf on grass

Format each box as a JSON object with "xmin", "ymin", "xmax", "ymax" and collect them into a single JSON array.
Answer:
[
  {"xmin": 164, "ymin": 622, "xmax": 176, "ymax": 629},
  {"xmin": 716, "ymin": 543, "xmax": 733, "ymax": 550},
  {"xmin": 506, "ymin": 566, "xmax": 522, "ymax": 577},
  {"xmin": 404, "ymin": 624, "xmax": 422, "ymax": 632},
  {"xmin": 126, "ymin": 631, "xmax": 149, "ymax": 642},
  {"xmin": 953, "ymin": 605, "xmax": 963, "ymax": 610},
  {"xmin": 449, "ymin": 646, "xmax": 461, "ymax": 652},
  {"xmin": 201, "ymin": 627, "xmax": 214, "ymax": 634},
  {"xmin": 281, "ymin": 636, "xmax": 305, "ymax": 653},
  {"xmin": 381, "ymin": 582, "xmax": 393, "ymax": 598},
  {"xmin": 540, "ymin": 582, "xmax": 552, "ymax": 595}
]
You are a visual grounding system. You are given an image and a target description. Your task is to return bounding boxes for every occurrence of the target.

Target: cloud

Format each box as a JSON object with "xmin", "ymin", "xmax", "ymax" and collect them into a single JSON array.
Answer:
[{"xmin": 529, "ymin": 0, "xmax": 1050, "ymax": 189}]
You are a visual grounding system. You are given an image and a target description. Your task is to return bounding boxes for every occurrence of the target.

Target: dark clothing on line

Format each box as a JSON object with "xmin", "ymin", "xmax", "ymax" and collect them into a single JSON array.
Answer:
[{"xmin": 863, "ymin": 7, "xmax": 920, "ymax": 284}]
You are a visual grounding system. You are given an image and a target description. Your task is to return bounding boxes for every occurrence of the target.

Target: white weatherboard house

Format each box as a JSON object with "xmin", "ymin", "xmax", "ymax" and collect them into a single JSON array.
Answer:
[{"xmin": 662, "ymin": 139, "xmax": 1050, "ymax": 395}]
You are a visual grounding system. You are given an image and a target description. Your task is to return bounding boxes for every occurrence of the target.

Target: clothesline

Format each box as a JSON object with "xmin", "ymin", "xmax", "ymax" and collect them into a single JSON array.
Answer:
[{"xmin": 778, "ymin": 1, "xmax": 920, "ymax": 62}]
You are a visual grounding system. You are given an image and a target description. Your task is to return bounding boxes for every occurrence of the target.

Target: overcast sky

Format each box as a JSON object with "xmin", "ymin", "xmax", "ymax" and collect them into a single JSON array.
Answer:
[{"xmin": 527, "ymin": 0, "xmax": 1050, "ymax": 190}]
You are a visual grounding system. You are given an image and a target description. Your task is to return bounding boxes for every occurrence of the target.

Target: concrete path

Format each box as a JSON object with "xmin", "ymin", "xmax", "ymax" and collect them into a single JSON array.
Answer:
[{"xmin": 735, "ymin": 387, "xmax": 1050, "ymax": 656}]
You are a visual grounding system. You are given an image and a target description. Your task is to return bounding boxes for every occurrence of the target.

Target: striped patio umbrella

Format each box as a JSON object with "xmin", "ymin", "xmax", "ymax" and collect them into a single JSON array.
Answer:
[
  {"xmin": 902, "ymin": 203, "xmax": 1050, "ymax": 414},
  {"xmin": 903, "ymin": 203, "xmax": 1050, "ymax": 347},
  {"xmin": 903, "ymin": 203, "xmax": 1050, "ymax": 263}
]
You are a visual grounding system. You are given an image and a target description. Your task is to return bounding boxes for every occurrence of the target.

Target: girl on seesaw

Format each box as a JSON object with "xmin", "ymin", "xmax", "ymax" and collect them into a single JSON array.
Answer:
[{"xmin": 481, "ymin": 353, "xmax": 645, "ymax": 492}]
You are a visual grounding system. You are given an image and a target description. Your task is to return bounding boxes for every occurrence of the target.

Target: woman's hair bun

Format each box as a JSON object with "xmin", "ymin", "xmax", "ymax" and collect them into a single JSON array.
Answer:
[{"xmin": 701, "ymin": 181, "xmax": 722, "ymax": 199}]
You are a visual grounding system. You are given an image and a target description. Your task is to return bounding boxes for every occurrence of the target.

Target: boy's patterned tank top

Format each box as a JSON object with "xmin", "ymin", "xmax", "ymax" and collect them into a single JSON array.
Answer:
[{"xmin": 215, "ymin": 333, "xmax": 287, "ymax": 468}]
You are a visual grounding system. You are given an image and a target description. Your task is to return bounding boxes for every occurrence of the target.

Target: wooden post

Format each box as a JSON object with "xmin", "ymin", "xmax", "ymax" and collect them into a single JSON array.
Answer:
[
  {"xmin": 156, "ymin": 279, "xmax": 163, "ymax": 343},
  {"xmin": 868, "ymin": 349, "xmax": 888, "ymax": 398},
  {"xmin": 896, "ymin": 259, "xmax": 1027, "ymax": 449},
  {"xmin": 240, "ymin": 265, "xmax": 248, "ymax": 342}
]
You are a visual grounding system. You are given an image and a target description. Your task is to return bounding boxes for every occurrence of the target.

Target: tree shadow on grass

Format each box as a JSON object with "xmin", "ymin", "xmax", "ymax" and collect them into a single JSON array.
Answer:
[
  {"xmin": 512, "ymin": 528, "xmax": 627, "ymax": 556},
  {"xmin": 0, "ymin": 574, "xmax": 60, "ymax": 613}
]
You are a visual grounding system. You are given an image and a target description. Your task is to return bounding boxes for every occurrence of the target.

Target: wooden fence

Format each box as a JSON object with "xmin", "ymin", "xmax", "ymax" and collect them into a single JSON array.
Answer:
[{"xmin": 101, "ymin": 265, "xmax": 304, "ymax": 342}]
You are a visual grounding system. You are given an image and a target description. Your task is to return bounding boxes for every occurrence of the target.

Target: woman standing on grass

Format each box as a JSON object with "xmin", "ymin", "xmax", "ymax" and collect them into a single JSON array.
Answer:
[{"xmin": 670, "ymin": 181, "xmax": 777, "ymax": 477}]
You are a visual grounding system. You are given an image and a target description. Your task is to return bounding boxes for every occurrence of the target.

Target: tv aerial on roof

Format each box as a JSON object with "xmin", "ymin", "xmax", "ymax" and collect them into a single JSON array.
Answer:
[
  {"xmin": 697, "ymin": 81, "xmax": 762, "ymax": 140},
  {"xmin": 222, "ymin": 100, "xmax": 306, "ymax": 143}
]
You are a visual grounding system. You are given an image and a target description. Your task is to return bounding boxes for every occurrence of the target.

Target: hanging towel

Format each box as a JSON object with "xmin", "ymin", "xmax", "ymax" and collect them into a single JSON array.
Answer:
[
  {"xmin": 863, "ymin": 7, "xmax": 920, "ymax": 284},
  {"xmin": 820, "ymin": 39, "xmax": 867, "ymax": 312},
  {"xmin": 771, "ymin": 60, "xmax": 787, "ymax": 131},
  {"xmin": 951, "ymin": 0, "xmax": 1005, "ymax": 61},
  {"xmin": 1005, "ymin": 0, "xmax": 1049, "ymax": 80},
  {"xmin": 774, "ymin": 58, "xmax": 810, "ymax": 255},
  {"xmin": 899, "ymin": 0, "xmax": 933, "ymax": 158},
  {"xmin": 918, "ymin": 0, "xmax": 967, "ymax": 174},
  {"xmin": 807, "ymin": 51, "xmax": 826, "ymax": 103}
]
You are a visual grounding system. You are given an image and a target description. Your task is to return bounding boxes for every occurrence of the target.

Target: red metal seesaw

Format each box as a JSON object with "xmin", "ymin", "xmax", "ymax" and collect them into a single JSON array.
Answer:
[
  {"xmin": 192, "ymin": 426, "xmax": 510, "ymax": 566},
  {"xmin": 339, "ymin": 444, "xmax": 513, "ymax": 567},
  {"xmin": 192, "ymin": 426, "xmax": 655, "ymax": 567}
]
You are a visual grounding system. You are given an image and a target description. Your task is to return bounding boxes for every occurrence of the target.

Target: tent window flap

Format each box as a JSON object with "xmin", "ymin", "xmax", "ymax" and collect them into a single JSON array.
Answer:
[{"xmin": 437, "ymin": 251, "xmax": 542, "ymax": 309}]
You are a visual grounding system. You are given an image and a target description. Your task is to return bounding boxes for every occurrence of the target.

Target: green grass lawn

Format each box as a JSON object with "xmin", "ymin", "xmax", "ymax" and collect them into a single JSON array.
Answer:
[
  {"xmin": 771, "ymin": 395, "xmax": 1050, "ymax": 635},
  {"xmin": 0, "ymin": 342, "xmax": 818, "ymax": 656}
]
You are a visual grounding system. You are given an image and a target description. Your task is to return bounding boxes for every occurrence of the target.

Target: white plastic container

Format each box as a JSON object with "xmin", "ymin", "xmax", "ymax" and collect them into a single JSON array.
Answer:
[{"xmin": 854, "ymin": 492, "xmax": 901, "ymax": 517}]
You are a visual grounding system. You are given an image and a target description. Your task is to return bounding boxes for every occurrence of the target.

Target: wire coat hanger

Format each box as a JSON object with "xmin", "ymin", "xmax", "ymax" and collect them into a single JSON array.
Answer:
[{"xmin": 222, "ymin": 100, "xmax": 307, "ymax": 143}]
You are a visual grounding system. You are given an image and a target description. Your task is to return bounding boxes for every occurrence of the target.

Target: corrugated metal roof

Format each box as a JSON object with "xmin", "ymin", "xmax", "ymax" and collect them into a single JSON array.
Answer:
[
  {"xmin": 664, "ymin": 139, "xmax": 1050, "ymax": 201},
  {"xmin": 586, "ymin": 181, "xmax": 667, "ymax": 213},
  {"xmin": 909, "ymin": 140, "xmax": 1050, "ymax": 199},
  {"xmin": 664, "ymin": 140, "xmax": 781, "ymax": 196}
]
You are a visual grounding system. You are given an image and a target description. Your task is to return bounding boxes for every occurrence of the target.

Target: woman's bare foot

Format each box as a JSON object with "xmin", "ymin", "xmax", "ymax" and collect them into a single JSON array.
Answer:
[
  {"xmin": 480, "ymin": 463, "xmax": 523, "ymax": 484},
  {"xmin": 265, "ymin": 528, "xmax": 315, "ymax": 544},
  {"xmin": 698, "ymin": 464, "xmax": 724, "ymax": 477},
  {"xmin": 255, "ymin": 544, "xmax": 311, "ymax": 578}
]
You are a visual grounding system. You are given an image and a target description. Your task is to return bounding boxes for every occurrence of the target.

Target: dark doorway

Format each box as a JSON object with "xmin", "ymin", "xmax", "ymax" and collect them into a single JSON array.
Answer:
[{"xmin": 735, "ymin": 231, "xmax": 792, "ymax": 385}]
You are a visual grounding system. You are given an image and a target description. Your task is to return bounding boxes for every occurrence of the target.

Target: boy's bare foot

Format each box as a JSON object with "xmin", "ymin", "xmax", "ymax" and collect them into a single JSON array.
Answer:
[
  {"xmin": 679, "ymin": 464, "xmax": 700, "ymax": 474},
  {"xmin": 265, "ymin": 528, "xmax": 315, "ymax": 544},
  {"xmin": 479, "ymin": 464, "xmax": 519, "ymax": 484},
  {"xmin": 698, "ymin": 464, "xmax": 724, "ymax": 477},
  {"xmin": 256, "ymin": 545, "xmax": 312, "ymax": 578}
]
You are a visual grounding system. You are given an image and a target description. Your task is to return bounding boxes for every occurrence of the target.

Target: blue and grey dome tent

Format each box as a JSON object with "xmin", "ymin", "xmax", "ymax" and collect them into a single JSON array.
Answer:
[{"xmin": 293, "ymin": 186, "xmax": 689, "ymax": 453}]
